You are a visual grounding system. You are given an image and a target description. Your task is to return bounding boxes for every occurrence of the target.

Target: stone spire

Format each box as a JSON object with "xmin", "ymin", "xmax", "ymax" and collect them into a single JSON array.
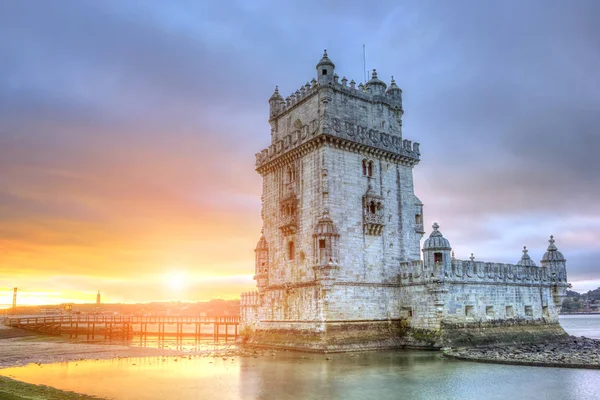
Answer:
[{"xmin": 516, "ymin": 246, "xmax": 537, "ymax": 267}]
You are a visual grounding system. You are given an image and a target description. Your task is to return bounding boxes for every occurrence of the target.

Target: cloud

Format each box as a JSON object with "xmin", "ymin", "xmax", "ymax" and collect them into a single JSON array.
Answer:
[{"xmin": 0, "ymin": 0, "xmax": 598, "ymax": 301}]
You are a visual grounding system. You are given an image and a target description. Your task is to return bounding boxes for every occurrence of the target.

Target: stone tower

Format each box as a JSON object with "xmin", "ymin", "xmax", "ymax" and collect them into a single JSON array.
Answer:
[{"xmin": 241, "ymin": 51, "xmax": 423, "ymax": 350}]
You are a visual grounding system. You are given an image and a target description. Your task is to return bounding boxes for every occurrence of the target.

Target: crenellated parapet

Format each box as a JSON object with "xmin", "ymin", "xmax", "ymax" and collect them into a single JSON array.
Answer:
[
  {"xmin": 257, "ymin": 51, "xmax": 420, "ymax": 173},
  {"xmin": 399, "ymin": 258, "xmax": 566, "ymax": 287}
]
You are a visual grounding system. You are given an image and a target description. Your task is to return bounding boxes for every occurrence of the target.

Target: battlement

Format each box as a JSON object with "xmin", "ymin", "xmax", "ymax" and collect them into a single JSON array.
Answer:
[
  {"xmin": 257, "ymin": 51, "xmax": 417, "ymax": 172},
  {"xmin": 269, "ymin": 70, "xmax": 403, "ymax": 122},
  {"xmin": 398, "ymin": 259, "xmax": 568, "ymax": 288}
]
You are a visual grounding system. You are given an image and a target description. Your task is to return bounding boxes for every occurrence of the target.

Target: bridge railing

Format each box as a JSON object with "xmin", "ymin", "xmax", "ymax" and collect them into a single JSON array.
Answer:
[{"xmin": 4, "ymin": 315, "xmax": 240, "ymax": 327}]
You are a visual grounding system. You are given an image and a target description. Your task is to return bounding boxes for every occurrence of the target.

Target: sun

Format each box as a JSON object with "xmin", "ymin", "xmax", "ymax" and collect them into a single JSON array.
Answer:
[{"xmin": 166, "ymin": 272, "xmax": 187, "ymax": 292}]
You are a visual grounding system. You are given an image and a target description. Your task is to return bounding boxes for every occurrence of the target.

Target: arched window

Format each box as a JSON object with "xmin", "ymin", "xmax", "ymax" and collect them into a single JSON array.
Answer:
[
  {"xmin": 286, "ymin": 167, "xmax": 295, "ymax": 183},
  {"xmin": 288, "ymin": 241, "xmax": 295, "ymax": 261},
  {"xmin": 362, "ymin": 159, "xmax": 374, "ymax": 177},
  {"xmin": 369, "ymin": 202, "xmax": 376, "ymax": 214}
]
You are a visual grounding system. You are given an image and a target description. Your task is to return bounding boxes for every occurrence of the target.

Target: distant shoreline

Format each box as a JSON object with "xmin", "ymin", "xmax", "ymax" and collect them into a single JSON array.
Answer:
[{"xmin": 560, "ymin": 312, "xmax": 600, "ymax": 315}]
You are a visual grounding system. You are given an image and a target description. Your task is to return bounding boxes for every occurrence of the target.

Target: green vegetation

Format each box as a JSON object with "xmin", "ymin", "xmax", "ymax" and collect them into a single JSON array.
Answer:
[
  {"xmin": 0, "ymin": 376, "xmax": 105, "ymax": 400},
  {"xmin": 563, "ymin": 287, "xmax": 600, "ymax": 313}
]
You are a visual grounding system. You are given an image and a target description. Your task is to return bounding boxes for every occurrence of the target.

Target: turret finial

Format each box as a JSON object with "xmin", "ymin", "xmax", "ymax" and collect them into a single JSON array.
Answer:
[
  {"xmin": 372, "ymin": 69, "xmax": 378, "ymax": 79},
  {"xmin": 470, "ymin": 253, "xmax": 475, "ymax": 262},
  {"xmin": 547, "ymin": 235, "xmax": 557, "ymax": 251},
  {"xmin": 432, "ymin": 222, "xmax": 439, "ymax": 231}
]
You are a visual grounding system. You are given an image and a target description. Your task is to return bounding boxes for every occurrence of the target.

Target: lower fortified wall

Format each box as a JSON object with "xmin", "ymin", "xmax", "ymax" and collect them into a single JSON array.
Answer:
[{"xmin": 240, "ymin": 226, "xmax": 569, "ymax": 351}]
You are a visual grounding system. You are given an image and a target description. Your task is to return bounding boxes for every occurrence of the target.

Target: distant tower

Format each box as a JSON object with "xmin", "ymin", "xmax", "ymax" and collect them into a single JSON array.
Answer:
[
  {"xmin": 96, "ymin": 290, "xmax": 101, "ymax": 306},
  {"xmin": 12, "ymin": 287, "xmax": 17, "ymax": 308}
]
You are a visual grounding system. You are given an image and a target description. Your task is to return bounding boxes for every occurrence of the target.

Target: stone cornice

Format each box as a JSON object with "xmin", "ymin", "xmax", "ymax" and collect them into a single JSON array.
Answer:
[{"xmin": 256, "ymin": 133, "xmax": 419, "ymax": 175}]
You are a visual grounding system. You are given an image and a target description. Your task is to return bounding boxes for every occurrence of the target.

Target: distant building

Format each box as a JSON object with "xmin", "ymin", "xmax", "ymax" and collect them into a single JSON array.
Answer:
[
  {"xmin": 96, "ymin": 290, "xmax": 101, "ymax": 306},
  {"xmin": 240, "ymin": 51, "xmax": 569, "ymax": 351}
]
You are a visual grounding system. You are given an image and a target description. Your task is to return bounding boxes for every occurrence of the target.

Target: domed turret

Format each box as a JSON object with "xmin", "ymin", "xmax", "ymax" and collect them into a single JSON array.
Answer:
[
  {"xmin": 254, "ymin": 232, "xmax": 269, "ymax": 288},
  {"xmin": 516, "ymin": 246, "xmax": 537, "ymax": 267},
  {"xmin": 423, "ymin": 222, "xmax": 451, "ymax": 251},
  {"xmin": 313, "ymin": 211, "xmax": 340, "ymax": 266},
  {"xmin": 541, "ymin": 235, "xmax": 566, "ymax": 262},
  {"xmin": 269, "ymin": 86, "xmax": 284, "ymax": 117},
  {"xmin": 366, "ymin": 69, "xmax": 387, "ymax": 95},
  {"xmin": 422, "ymin": 223, "xmax": 452, "ymax": 277},
  {"xmin": 316, "ymin": 50, "xmax": 335, "ymax": 85},
  {"xmin": 385, "ymin": 76, "xmax": 403, "ymax": 107}
]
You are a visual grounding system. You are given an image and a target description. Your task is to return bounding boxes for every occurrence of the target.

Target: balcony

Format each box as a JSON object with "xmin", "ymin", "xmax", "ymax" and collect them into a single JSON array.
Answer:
[
  {"xmin": 415, "ymin": 223, "xmax": 425, "ymax": 234},
  {"xmin": 279, "ymin": 214, "xmax": 298, "ymax": 236},
  {"xmin": 364, "ymin": 213, "xmax": 384, "ymax": 235}
]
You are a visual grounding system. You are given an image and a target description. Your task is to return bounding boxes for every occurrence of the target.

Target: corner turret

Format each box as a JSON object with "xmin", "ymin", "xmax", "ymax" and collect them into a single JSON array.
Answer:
[
  {"xmin": 541, "ymin": 235, "xmax": 568, "ymax": 308},
  {"xmin": 254, "ymin": 232, "xmax": 269, "ymax": 289},
  {"xmin": 269, "ymin": 86, "xmax": 284, "ymax": 118},
  {"xmin": 386, "ymin": 76, "xmax": 403, "ymax": 109},
  {"xmin": 422, "ymin": 222, "xmax": 452, "ymax": 279},
  {"xmin": 316, "ymin": 50, "xmax": 335, "ymax": 85},
  {"xmin": 366, "ymin": 69, "xmax": 387, "ymax": 95}
]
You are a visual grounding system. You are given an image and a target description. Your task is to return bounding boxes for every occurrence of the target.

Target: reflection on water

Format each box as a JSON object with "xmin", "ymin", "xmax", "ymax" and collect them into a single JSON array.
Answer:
[
  {"xmin": 0, "ymin": 315, "xmax": 598, "ymax": 400},
  {"xmin": 2, "ymin": 351, "xmax": 600, "ymax": 400}
]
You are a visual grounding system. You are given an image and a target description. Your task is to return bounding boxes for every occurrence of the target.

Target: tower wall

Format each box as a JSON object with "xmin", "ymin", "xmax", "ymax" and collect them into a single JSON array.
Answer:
[{"xmin": 240, "ymin": 52, "xmax": 569, "ymax": 352}]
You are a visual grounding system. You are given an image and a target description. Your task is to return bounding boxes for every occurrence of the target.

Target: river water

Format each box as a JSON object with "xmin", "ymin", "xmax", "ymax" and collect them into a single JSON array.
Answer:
[{"xmin": 1, "ymin": 315, "xmax": 599, "ymax": 400}]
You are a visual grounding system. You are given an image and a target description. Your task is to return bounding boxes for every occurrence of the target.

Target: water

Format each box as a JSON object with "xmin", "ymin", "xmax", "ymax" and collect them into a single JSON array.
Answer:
[
  {"xmin": 559, "ymin": 314, "xmax": 600, "ymax": 339},
  {"xmin": 1, "ymin": 316, "xmax": 599, "ymax": 400}
]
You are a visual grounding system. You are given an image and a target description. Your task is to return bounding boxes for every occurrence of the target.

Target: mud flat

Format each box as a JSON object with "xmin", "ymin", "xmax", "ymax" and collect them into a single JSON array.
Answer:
[{"xmin": 445, "ymin": 335, "xmax": 600, "ymax": 369}]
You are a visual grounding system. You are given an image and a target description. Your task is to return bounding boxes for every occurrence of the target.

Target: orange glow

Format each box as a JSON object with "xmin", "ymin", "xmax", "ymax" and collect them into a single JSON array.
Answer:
[{"xmin": 0, "ymin": 129, "xmax": 264, "ymax": 306}]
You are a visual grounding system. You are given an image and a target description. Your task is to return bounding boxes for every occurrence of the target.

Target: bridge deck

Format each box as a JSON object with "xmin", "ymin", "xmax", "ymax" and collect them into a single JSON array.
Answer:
[{"xmin": 3, "ymin": 315, "xmax": 240, "ymax": 341}]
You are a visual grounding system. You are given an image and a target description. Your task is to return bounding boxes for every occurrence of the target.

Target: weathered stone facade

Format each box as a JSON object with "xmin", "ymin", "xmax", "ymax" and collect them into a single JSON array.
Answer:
[{"xmin": 240, "ymin": 51, "xmax": 569, "ymax": 351}]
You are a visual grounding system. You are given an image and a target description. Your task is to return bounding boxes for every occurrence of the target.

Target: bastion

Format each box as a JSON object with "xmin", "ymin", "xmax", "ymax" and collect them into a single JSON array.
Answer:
[{"xmin": 239, "ymin": 51, "xmax": 569, "ymax": 352}]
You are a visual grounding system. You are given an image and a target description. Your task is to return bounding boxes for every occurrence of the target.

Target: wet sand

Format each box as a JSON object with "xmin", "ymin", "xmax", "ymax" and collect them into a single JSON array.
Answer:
[{"xmin": 0, "ymin": 324, "xmax": 187, "ymax": 369}]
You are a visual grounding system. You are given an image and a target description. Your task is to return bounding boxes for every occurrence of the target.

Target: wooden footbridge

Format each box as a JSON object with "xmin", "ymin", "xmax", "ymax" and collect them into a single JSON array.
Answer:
[{"xmin": 3, "ymin": 315, "xmax": 240, "ymax": 342}]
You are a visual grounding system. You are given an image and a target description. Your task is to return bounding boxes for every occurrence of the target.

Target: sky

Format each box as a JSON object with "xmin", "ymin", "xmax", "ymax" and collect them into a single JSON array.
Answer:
[{"xmin": 1, "ymin": 0, "xmax": 599, "ymax": 306}]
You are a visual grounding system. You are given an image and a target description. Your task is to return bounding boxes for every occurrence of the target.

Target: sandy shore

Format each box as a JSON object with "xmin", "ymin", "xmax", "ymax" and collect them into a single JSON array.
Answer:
[
  {"xmin": 0, "ymin": 324, "xmax": 264, "ymax": 369},
  {"xmin": 0, "ymin": 326, "xmax": 187, "ymax": 369}
]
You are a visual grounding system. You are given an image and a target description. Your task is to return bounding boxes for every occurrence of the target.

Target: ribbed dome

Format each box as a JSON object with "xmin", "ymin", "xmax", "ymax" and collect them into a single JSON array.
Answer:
[
  {"xmin": 316, "ymin": 50, "xmax": 335, "ymax": 69},
  {"xmin": 255, "ymin": 234, "xmax": 268, "ymax": 251},
  {"xmin": 423, "ymin": 222, "xmax": 451, "ymax": 250},
  {"xmin": 269, "ymin": 86, "xmax": 283, "ymax": 102},
  {"xmin": 542, "ymin": 235, "xmax": 565, "ymax": 262},
  {"xmin": 366, "ymin": 69, "xmax": 387, "ymax": 89},
  {"xmin": 516, "ymin": 246, "xmax": 537, "ymax": 267},
  {"xmin": 313, "ymin": 211, "xmax": 339, "ymax": 237},
  {"xmin": 386, "ymin": 76, "xmax": 402, "ymax": 94}
]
